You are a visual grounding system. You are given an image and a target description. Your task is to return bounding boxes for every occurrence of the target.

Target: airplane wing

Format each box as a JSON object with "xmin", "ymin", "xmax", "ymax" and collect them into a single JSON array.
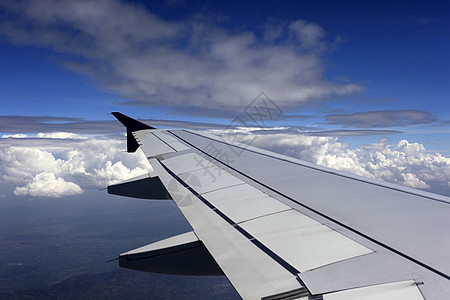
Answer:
[{"xmin": 109, "ymin": 112, "xmax": 450, "ymax": 300}]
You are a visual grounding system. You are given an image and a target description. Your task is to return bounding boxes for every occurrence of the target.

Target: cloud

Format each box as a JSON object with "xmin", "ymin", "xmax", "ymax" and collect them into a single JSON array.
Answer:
[
  {"xmin": 289, "ymin": 20, "xmax": 325, "ymax": 48},
  {"xmin": 36, "ymin": 132, "xmax": 88, "ymax": 139},
  {"xmin": 325, "ymin": 110, "xmax": 437, "ymax": 128},
  {"xmin": 1, "ymin": 134, "xmax": 29, "ymax": 138},
  {"xmin": 0, "ymin": 0, "xmax": 363, "ymax": 115},
  {"xmin": 0, "ymin": 134, "xmax": 149, "ymax": 198},
  {"xmin": 0, "ymin": 116, "xmax": 111, "ymax": 134},
  {"xmin": 2, "ymin": 126, "xmax": 448, "ymax": 198},
  {"xmin": 210, "ymin": 128, "xmax": 450, "ymax": 195},
  {"xmin": 14, "ymin": 172, "xmax": 82, "ymax": 198},
  {"xmin": 305, "ymin": 129, "xmax": 401, "ymax": 137},
  {"xmin": 226, "ymin": 127, "xmax": 400, "ymax": 137},
  {"xmin": 0, "ymin": 115, "xmax": 226, "ymax": 135}
]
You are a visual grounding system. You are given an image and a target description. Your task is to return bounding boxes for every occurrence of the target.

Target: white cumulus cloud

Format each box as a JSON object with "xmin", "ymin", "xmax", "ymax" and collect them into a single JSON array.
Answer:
[
  {"xmin": 210, "ymin": 128, "xmax": 450, "ymax": 195},
  {"xmin": 0, "ymin": 134, "xmax": 149, "ymax": 198},
  {"xmin": 1, "ymin": 134, "xmax": 29, "ymax": 138},
  {"xmin": 36, "ymin": 132, "xmax": 88, "ymax": 139},
  {"xmin": 1, "ymin": 127, "xmax": 448, "ymax": 198},
  {"xmin": 14, "ymin": 172, "xmax": 82, "ymax": 198}
]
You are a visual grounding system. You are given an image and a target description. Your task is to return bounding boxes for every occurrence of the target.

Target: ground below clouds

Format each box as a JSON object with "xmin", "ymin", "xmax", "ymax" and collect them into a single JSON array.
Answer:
[
  {"xmin": 0, "ymin": 270, "xmax": 238, "ymax": 300},
  {"xmin": 0, "ymin": 191, "xmax": 239, "ymax": 298}
]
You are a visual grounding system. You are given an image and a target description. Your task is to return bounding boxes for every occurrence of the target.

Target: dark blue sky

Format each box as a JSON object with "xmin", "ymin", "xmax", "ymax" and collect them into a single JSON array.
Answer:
[{"xmin": 0, "ymin": 1, "xmax": 448, "ymax": 117}]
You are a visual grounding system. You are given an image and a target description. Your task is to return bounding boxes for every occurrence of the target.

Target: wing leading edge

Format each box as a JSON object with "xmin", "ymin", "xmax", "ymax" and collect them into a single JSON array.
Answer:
[{"xmin": 108, "ymin": 113, "xmax": 450, "ymax": 300}]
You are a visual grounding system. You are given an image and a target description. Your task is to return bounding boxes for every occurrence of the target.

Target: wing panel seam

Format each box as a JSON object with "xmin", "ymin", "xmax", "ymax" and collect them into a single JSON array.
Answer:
[
  {"xmin": 151, "ymin": 132, "xmax": 177, "ymax": 152},
  {"xmin": 201, "ymin": 182, "xmax": 246, "ymax": 195},
  {"xmin": 236, "ymin": 208, "xmax": 293, "ymax": 225}
]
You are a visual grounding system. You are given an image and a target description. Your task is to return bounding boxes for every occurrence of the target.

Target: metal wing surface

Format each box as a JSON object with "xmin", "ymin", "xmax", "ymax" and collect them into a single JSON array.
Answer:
[{"xmin": 108, "ymin": 112, "xmax": 450, "ymax": 300}]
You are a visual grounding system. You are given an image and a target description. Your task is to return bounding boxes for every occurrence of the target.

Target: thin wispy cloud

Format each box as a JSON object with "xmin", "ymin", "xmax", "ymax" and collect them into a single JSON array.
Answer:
[
  {"xmin": 305, "ymin": 129, "xmax": 401, "ymax": 137},
  {"xmin": 0, "ymin": 115, "xmax": 226, "ymax": 134},
  {"xmin": 325, "ymin": 110, "xmax": 438, "ymax": 128},
  {"xmin": 0, "ymin": 0, "xmax": 363, "ymax": 115}
]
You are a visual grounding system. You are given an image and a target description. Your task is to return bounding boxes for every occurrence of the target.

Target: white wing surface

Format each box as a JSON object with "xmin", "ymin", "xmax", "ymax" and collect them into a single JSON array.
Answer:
[{"xmin": 109, "ymin": 112, "xmax": 450, "ymax": 300}]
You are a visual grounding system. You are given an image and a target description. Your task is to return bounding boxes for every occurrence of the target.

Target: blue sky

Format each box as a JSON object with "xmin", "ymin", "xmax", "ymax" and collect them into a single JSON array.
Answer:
[
  {"xmin": 0, "ymin": 0, "xmax": 449, "ymax": 197},
  {"xmin": 1, "ymin": 1, "xmax": 448, "ymax": 127}
]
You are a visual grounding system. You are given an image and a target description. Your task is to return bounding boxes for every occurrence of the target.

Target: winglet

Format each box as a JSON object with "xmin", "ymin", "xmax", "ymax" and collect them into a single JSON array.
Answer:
[
  {"xmin": 112, "ymin": 112, "xmax": 155, "ymax": 131},
  {"xmin": 112, "ymin": 112, "xmax": 155, "ymax": 153}
]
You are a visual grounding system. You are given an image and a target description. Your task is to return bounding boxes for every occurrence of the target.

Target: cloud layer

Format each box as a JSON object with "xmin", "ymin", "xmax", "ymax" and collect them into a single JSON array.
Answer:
[
  {"xmin": 0, "ymin": 0, "xmax": 362, "ymax": 114},
  {"xmin": 209, "ymin": 128, "xmax": 450, "ymax": 195},
  {"xmin": 1, "ymin": 128, "xmax": 449, "ymax": 198},
  {"xmin": 0, "ymin": 133, "xmax": 148, "ymax": 198}
]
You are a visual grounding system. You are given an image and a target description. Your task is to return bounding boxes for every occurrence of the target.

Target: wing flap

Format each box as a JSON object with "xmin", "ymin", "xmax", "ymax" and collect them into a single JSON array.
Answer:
[
  {"xmin": 205, "ymin": 183, "xmax": 292, "ymax": 223},
  {"xmin": 161, "ymin": 153, "xmax": 245, "ymax": 194},
  {"xmin": 119, "ymin": 231, "xmax": 223, "ymax": 275},
  {"xmin": 153, "ymin": 131, "xmax": 190, "ymax": 151},
  {"xmin": 240, "ymin": 209, "xmax": 373, "ymax": 273},
  {"xmin": 107, "ymin": 173, "xmax": 172, "ymax": 200},
  {"xmin": 133, "ymin": 130, "xmax": 176, "ymax": 157},
  {"xmin": 162, "ymin": 153, "xmax": 292, "ymax": 222},
  {"xmin": 323, "ymin": 280, "xmax": 424, "ymax": 300},
  {"xmin": 161, "ymin": 152, "xmax": 217, "ymax": 174}
]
